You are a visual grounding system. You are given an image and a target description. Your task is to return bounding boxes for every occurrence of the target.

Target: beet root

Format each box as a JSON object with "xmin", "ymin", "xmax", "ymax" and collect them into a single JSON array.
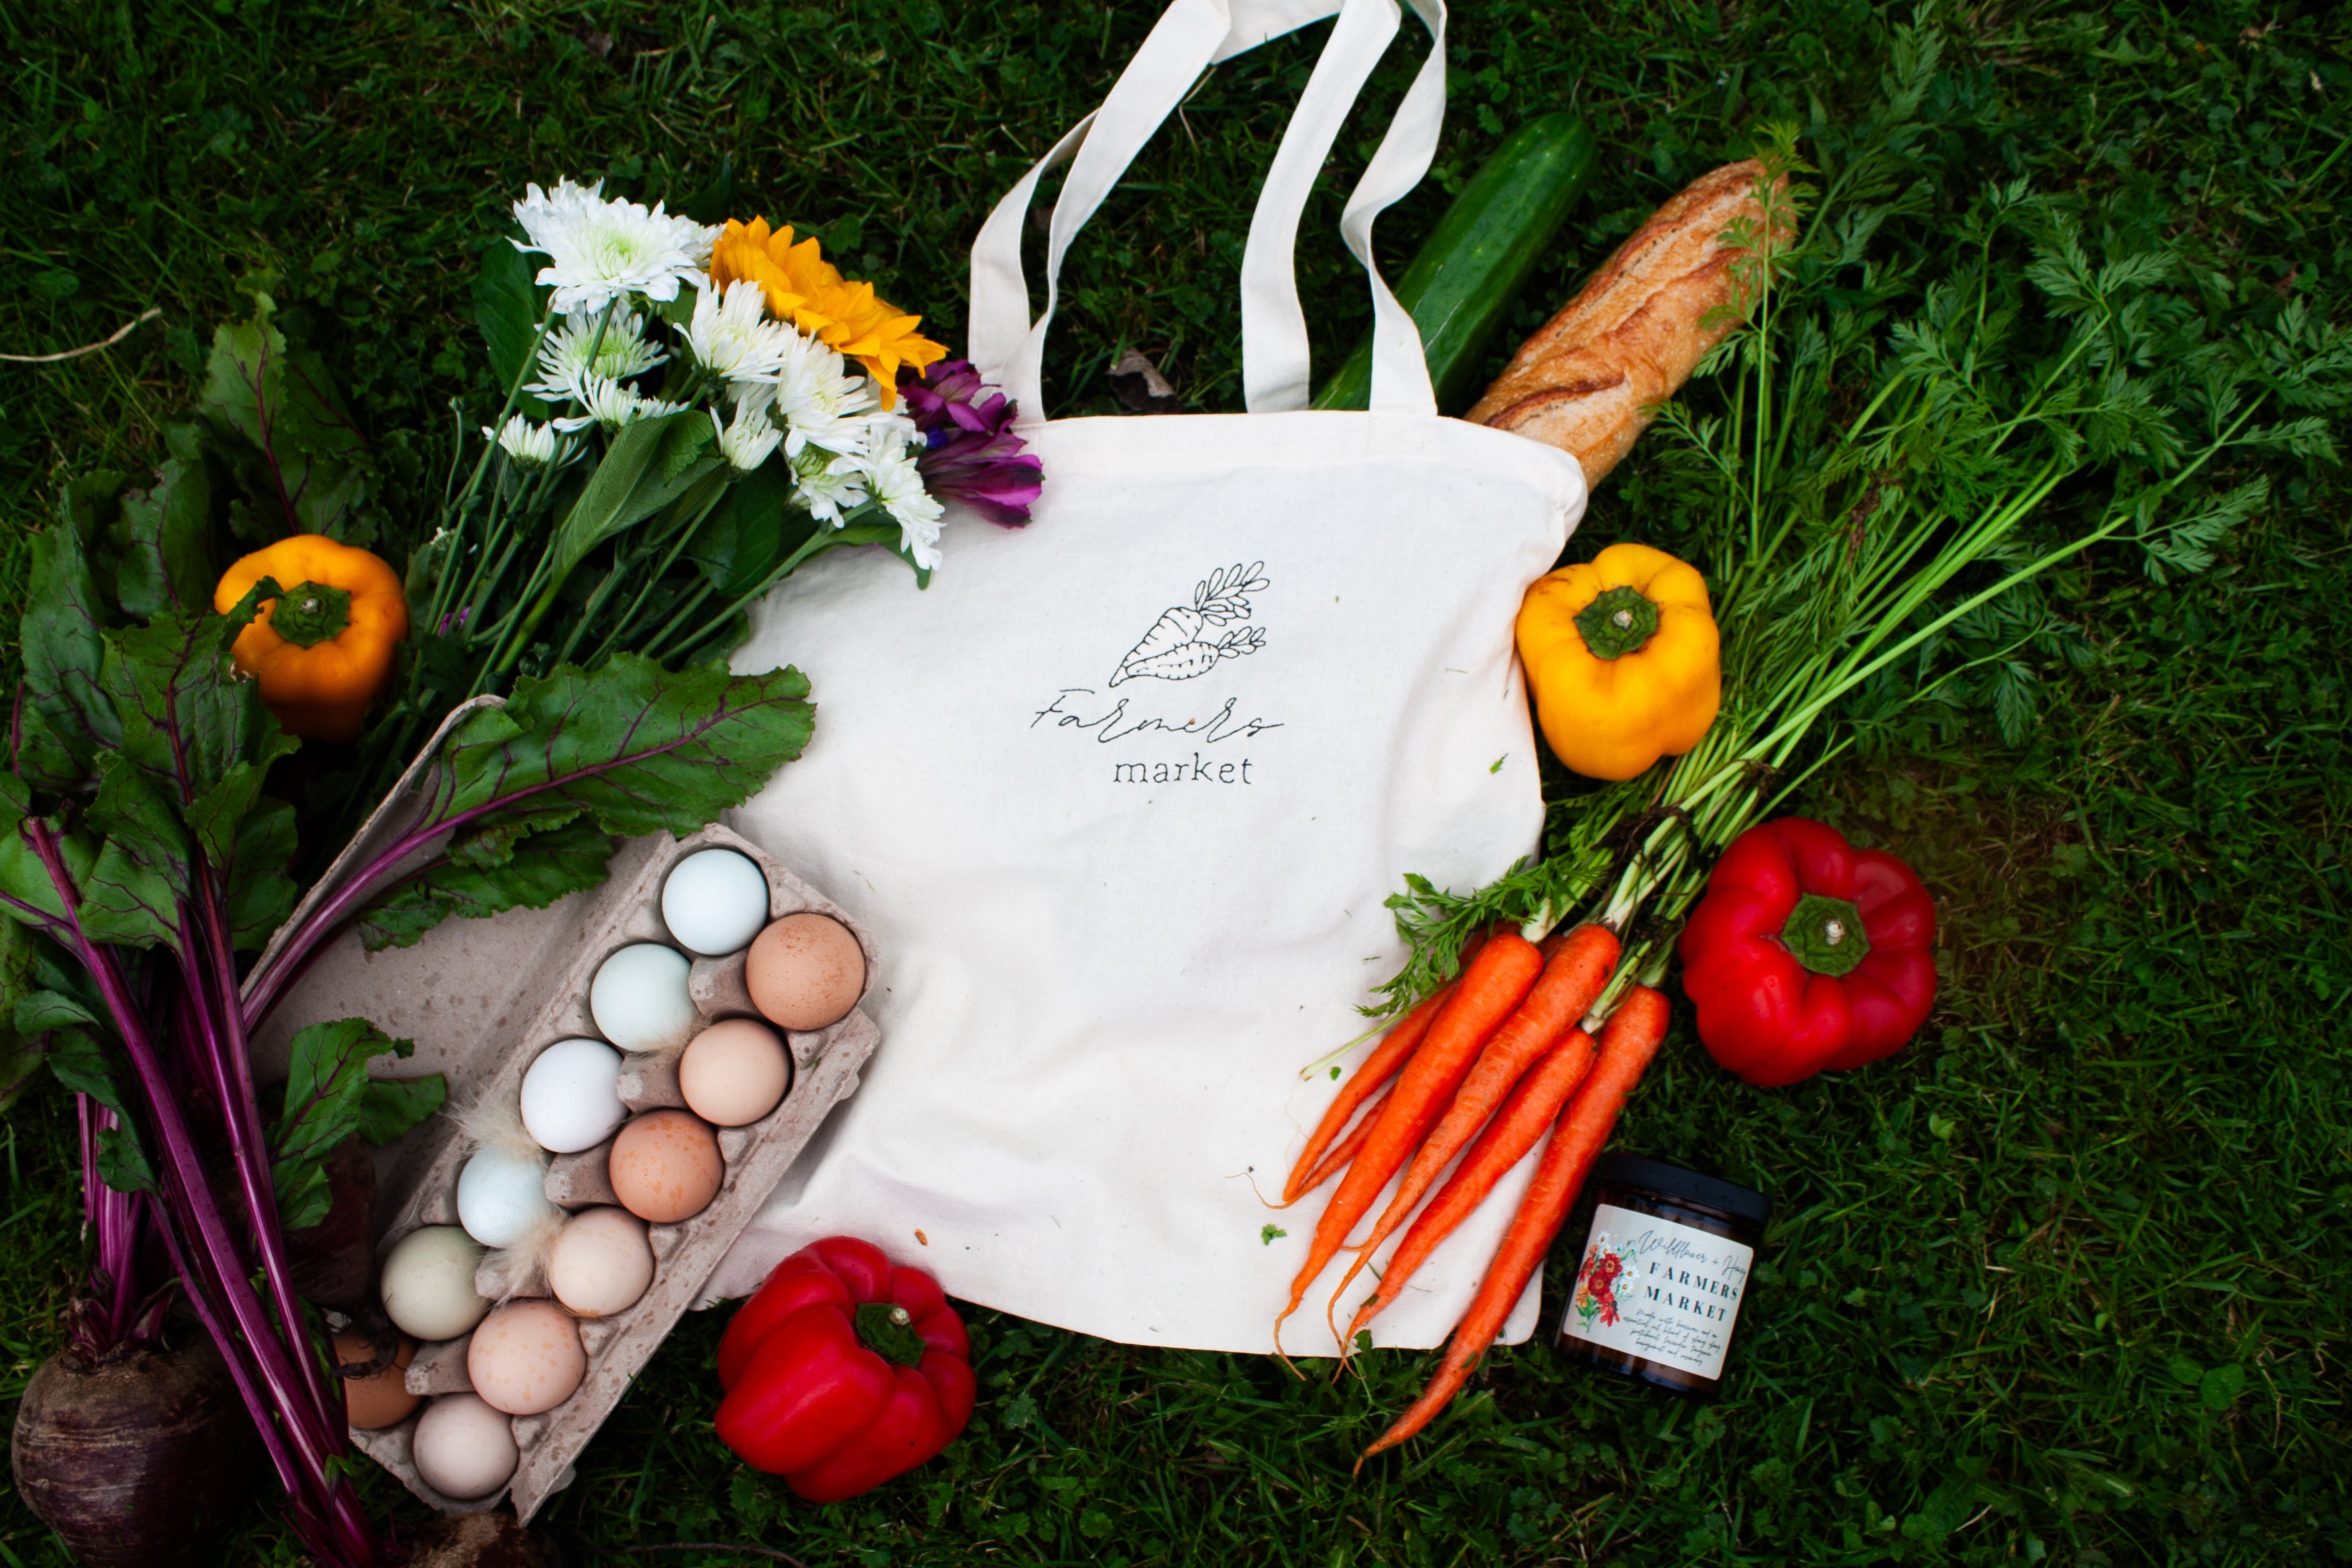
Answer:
[
  {"xmin": 396, "ymin": 1511, "xmax": 565, "ymax": 1567},
  {"xmin": 11, "ymin": 1332, "xmax": 258, "ymax": 1567},
  {"xmin": 287, "ymin": 1134, "xmax": 380, "ymax": 1309}
]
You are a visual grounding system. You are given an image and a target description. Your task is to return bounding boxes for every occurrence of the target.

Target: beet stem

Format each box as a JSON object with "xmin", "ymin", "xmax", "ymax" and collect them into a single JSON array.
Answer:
[{"xmin": 23, "ymin": 816, "xmax": 383, "ymax": 1567}]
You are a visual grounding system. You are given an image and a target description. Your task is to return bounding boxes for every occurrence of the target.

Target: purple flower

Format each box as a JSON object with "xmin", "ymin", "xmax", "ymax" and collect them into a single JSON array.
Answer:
[{"xmin": 899, "ymin": 359, "xmax": 1044, "ymax": 527}]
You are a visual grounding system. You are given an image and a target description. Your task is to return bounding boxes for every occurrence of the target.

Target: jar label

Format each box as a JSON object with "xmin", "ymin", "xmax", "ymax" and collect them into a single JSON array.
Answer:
[{"xmin": 1560, "ymin": 1202, "xmax": 1754, "ymax": 1381}]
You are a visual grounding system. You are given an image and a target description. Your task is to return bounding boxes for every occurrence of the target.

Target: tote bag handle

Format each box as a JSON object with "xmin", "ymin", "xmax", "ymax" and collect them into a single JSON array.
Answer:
[{"xmin": 967, "ymin": 0, "xmax": 1447, "ymax": 422}]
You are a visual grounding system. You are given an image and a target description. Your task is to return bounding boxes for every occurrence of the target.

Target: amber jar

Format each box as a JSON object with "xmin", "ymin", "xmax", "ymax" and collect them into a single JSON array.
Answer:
[{"xmin": 1555, "ymin": 1153, "xmax": 1771, "ymax": 1397}]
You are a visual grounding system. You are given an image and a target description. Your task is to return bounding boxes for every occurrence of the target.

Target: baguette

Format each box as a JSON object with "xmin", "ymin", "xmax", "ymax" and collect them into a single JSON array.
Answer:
[{"xmin": 1467, "ymin": 160, "xmax": 1792, "ymax": 486}]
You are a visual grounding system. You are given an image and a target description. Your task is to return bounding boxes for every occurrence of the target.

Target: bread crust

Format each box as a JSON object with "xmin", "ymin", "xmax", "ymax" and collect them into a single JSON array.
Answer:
[{"xmin": 1468, "ymin": 160, "xmax": 1790, "ymax": 486}]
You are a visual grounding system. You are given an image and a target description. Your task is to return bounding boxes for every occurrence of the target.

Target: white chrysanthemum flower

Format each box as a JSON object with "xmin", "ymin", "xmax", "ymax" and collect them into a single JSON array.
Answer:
[
  {"xmin": 511, "ymin": 179, "xmax": 720, "ymax": 313},
  {"xmin": 483, "ymin": 413, "xmax": 558, "ymax": 467},
  {"xmin": 791, "ymin": 448, "xmax": 870, "ymax": 527},
  {"xmin": 712, "ymin": 397, "xmax": 786, "ymax": 473},
  {"xmin": 528, "ymin": 309, "xmax": 667, "ymax": 403},
  {"xmin": 860, "ymin": 440, "xmax": 944, "ymax": 571},
  {"xmin": 861, "ymin": 408, "xmax": 921, "ymax": 455},
  {"xmin": 687, "ymin": 279, "xmax": 796, "ymax": 389},
  {"xmin": 767, "ymin": 328, "xmax": 880, "ymax": 458},
  {"xmin": 551, "ymin": 377, "xmax": 687, "ymax": 433}
]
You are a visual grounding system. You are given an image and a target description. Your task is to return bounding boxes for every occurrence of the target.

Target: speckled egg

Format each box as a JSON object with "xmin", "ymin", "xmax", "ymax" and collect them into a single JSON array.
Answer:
[
  {"xmin": 466, "ymin": 1299, "xmax": 587, "ymax": 1417},
  {"xmin": 744, "ymin": 913, "xmax": 865, "ymax": 1031},
  {"xmin": 606, "ymin": 1109, "xmax": 723, "ymax": 1224}
]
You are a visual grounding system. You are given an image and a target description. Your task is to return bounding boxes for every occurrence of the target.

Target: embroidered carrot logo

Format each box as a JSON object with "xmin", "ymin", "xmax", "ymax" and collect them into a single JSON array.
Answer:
[{"xmin": 1108, "ymin": 562, "xmax": 1270, "ymax": 687}]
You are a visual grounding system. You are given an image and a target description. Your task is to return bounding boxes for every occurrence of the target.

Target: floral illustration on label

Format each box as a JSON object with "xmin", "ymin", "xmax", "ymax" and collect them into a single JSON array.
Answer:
[
  {"xmin": 1573, "ymin": 1232, "xmax": 1633, "ymax": 1331},
  {"xmin": 1108, "ymin": 562, "xmax": 1269, "ymax": 687}
]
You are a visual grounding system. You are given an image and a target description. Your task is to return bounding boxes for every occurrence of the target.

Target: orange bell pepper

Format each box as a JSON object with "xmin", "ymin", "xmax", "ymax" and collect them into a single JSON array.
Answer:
[{"xmin": 213, "ymin": 534, "xmax": 409, "ymax": 742}]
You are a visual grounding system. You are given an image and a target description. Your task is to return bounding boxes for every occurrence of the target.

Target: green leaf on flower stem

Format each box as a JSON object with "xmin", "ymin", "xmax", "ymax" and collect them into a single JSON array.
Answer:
[
  {"xmin": 18, "ymin": 521, "xmax": 125, "ymax": 795},
  {"xmin": 199, "ymin": 296, "xmax": 372, "ymax": 543},
  {"xmin": 548, "ymin": 412, "xmax": 722, "ymax": 584},
  {"xmin": 473, "ymin": 238, "xmax": 552, "ymax": 421},
  {"xmin": 108, "ymin": 424, "xmax": 217, "ymax": 620},
  {"xmin": 656, "ymin": 415, "xmax": 717, "ymax": 483},
  {"xmin": 689, "ymin": 460, "xmax": 816, "ymax": 599},
  {"xmin": 271, "ymin": 1019, "xmax": 442, "ymax": 1228}
]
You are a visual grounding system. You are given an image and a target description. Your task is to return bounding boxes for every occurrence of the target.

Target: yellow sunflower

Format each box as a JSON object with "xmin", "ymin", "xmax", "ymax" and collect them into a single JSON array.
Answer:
[{"xmin": 709, "ymin": 217, "xmax": 948, "ymax": 405}]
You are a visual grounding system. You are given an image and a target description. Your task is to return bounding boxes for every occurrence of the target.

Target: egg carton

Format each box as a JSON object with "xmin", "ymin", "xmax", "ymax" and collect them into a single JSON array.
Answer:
[{"xmin": 248, "ymin": 697, "xmax": 879, "ymax": 1522}]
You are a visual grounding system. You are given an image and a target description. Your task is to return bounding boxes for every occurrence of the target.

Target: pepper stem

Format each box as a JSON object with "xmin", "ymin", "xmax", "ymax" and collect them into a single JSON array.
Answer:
[
  {"xmin": 1781, "ymin": 892, "xmax": 1870, "ymax": 977},
  {"xmin": 266, "ymin": 581, "xmax": 353, "ymax": 648},
  {"xmin": 1574, "ymin": 585, "xmax": 1661, "ymax": 660},
  {"xmin": 854, "ymin": 1302, "xmax": 929, "ymax": 1368}
]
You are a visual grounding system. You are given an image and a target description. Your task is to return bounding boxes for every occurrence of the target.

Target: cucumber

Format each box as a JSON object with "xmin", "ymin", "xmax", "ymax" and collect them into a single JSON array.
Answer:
[{"xmin": 1312, "ymin": 113, "xmax": 1598, "ymax": 413}]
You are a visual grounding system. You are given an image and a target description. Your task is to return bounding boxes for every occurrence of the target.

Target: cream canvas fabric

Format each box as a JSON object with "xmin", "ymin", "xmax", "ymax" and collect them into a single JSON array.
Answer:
[{"xmin": 709, "ymin": 0, "xmax": 1587, "ymax": 1355}]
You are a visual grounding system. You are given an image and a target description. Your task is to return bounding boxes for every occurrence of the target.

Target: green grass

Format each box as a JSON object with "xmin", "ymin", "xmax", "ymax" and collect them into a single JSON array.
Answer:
[{"xmin": 3, "ymin": 0, "xmax": 2349, "ymax": 1563}]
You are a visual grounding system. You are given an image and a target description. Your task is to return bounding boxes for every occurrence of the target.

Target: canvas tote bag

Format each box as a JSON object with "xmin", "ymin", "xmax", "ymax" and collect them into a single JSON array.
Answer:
[{"xmin": 711, "ymin": 0, "xmax": 1588, "ymax": 1356}]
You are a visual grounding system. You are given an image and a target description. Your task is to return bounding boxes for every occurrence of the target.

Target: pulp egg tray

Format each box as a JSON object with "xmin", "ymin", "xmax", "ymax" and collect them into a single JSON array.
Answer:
[{"xmin": 248, "ymin": 697, "xmax": 879, "ymax": 1521}]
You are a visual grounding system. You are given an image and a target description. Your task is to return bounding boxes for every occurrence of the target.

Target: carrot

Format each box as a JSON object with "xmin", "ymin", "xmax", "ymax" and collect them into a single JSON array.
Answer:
[
  {"xmin": 1322, "ymin": 925, "xmax": 1618, "ymax": 1320},
  {"xmin": 1284, "ymin": 928, "xmax": 1493, "ymax": 1202},
  {"xmin": 1292, "ymin": 1084, "xmax": 1393, "ymax": 1201},
  {"xmin": 1338, "ymin": 1022, "xmax": 1600, "ymax": 1350},
  {"xmin": 1358, "ymin": 985, "xmax": 1670, "ymax": 1462},
  {"xmin": 1285, "ymin": 990, "xmax": 1447, "ymax": 1203},
  {"xmin": 1275, "ymin": 932, "xmax": 1545, "ymax": 1352}
]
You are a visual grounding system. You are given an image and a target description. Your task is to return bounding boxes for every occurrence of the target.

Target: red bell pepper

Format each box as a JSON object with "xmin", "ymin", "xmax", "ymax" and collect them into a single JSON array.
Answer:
[
  {"xmin": 1677, "ymin": 817, "xmax": 1937, "ymax": 1087},
  {"xmin": 714, "ymin": 1236, "xmax": 975, "ymax": 1504}
]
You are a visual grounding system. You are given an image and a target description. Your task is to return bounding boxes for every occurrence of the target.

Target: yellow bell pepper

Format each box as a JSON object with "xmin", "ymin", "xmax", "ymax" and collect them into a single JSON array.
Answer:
[
  {"xmin": 213, "ymin": 535, "xmax": 409, "ymax": 743},
  {"xmin": 1516, "ymin": 542, "xmax": 1720, "ymax": 781}
]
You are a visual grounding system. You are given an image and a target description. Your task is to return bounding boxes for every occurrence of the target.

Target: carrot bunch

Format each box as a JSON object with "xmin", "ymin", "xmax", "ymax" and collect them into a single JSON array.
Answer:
[{"xmin": 1277, "ymin": 924, "xmax": 1672, "ymax": 1462}]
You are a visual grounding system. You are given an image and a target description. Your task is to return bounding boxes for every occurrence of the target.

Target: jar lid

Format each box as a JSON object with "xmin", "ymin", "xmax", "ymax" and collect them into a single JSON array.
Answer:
[{"xmin": 1594, "ymin": 1153, "xmax": 1772, "ymax": 1226}]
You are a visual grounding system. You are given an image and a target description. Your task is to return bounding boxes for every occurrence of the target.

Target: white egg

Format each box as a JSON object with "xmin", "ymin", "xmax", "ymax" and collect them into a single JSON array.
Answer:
[
  {"xmin": 455, "ymin": 1146, "xmax": 557, "ymax": 1249},
  {"xmin": 660, "ymin": 848, "xmax": 771, "ymax": 957},
  {"xmin": 588, "ymin": 944, "xmax": 698, "ymax": 1052},
  {"xmin": 411, "ymin": 1393, "xmax": 518, "ymax": 1500},
  {"xmin": 380, "ymin": 1226, "xmax": 491, "ymax": 1342},
  {"xmin": 518, "ymin": 1037, "xmax": 626, "ymax": 1154}
]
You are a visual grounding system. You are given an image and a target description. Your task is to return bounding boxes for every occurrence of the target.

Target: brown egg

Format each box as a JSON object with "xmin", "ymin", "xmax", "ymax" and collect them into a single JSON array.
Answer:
[
  {"xmin": 679, "ymin": 1018, "xmax": 792, "ymax": 1128},
  {"xmin": 466, "ymin": 1300, "xmax": 587, "ymax": 1416},
  {"xmin": 745, "ymin": 913, "xmax": 865, "ymax": 1031},
  {"xmin": 607, "ymin": 1109, "xmax": 724, "ymax": 1224},
  {"xmin": 334, "ymin": 1329, "xmax": 420, "ymax": 1430}
]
